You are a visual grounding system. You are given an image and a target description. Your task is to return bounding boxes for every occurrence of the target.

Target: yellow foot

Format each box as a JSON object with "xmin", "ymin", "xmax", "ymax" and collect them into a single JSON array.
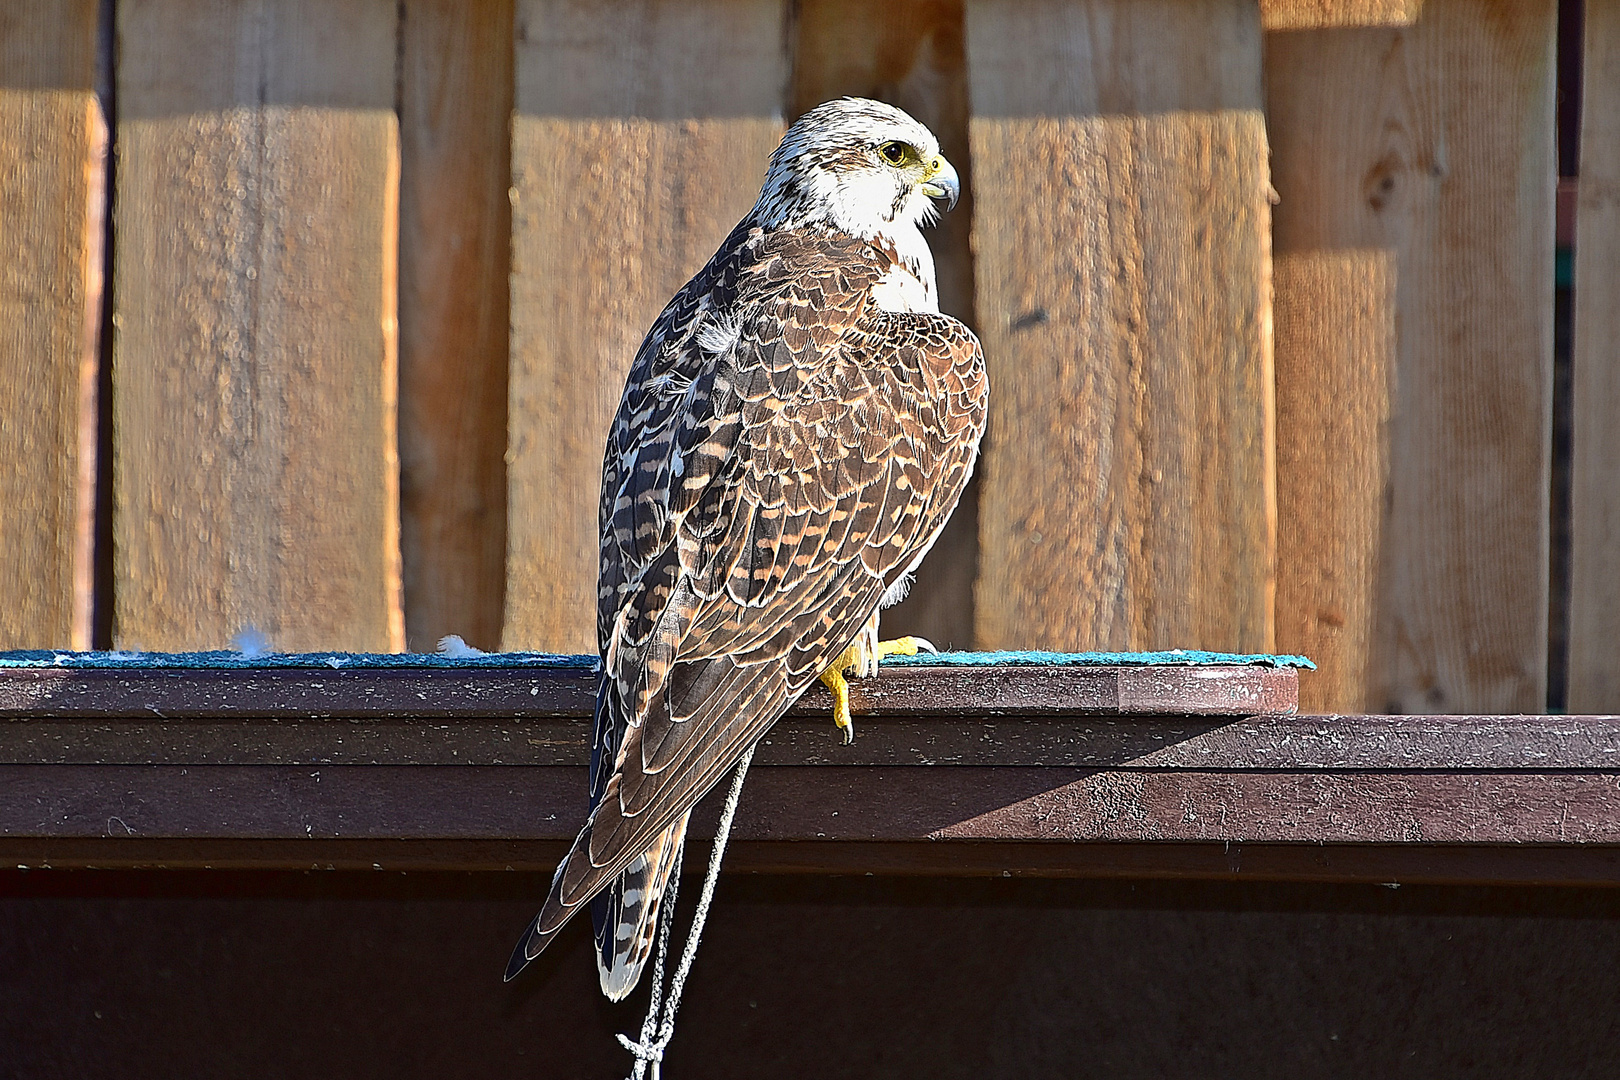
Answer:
[{"xmin": 818, "ymin": 635, "xmax": 936, "ymax": 743}]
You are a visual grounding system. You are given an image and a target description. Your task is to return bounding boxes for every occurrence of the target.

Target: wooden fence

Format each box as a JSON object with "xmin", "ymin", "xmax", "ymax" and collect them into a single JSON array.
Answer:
[{"xmin": 0, "ymin": 0, "xmax": 1603, "ymax": 714}]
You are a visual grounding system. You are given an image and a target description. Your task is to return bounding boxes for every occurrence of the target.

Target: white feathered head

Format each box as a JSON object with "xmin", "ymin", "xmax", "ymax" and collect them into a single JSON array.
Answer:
[{"xmin": 753, "ymin": 98, "xmax": 960, "ymax": 240}]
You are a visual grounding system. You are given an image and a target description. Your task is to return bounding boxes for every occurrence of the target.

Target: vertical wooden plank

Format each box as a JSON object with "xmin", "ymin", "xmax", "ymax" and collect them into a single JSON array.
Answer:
[
  {"xmin": 115, "ymin": 0, "xmax": 403, "ymax": 652},
  {"xmin": 504, "ymin": 0, "xmax": 788, "ymax": 652},
  {"xmin": 0, "ymin": 1, "xmax": 104, "ymax": 648},
  {"xmin": 1261, "ymin": 0, "xmax": 1423, "ymax": 29},
  {"xmin": 1271, "ymin": 251, "xmax": 1395, "ymax": 712},
  {"xmin": 1570, "ymin": 0, "xmax": 1620, "ymax": 710},
  {"xmin": 790, "ymin": 0, "xmax": 979, "ymax": 649},
  {"xmin": 965, "ymin": 0, "xmax": 1275, "ymax": 654},
  {"xmin": 398, "ymin": 0, "xmax": 514, "ymax": 652},
  {"xmin": 1265, "ymin": 0, "xmax": 1556, "ymax": 713}
]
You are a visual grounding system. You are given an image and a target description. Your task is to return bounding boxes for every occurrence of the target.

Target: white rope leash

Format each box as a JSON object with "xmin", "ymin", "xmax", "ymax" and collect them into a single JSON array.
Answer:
[{"xmin": 618, "ymin": 743, "xmax": 756, "ymax": 1080}]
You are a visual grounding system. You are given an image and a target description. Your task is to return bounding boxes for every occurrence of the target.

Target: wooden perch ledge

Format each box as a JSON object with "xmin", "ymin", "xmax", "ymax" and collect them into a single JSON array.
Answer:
[{"xmin": 4, "ymin": 655, "xmax": 1620, "ymax": 888}]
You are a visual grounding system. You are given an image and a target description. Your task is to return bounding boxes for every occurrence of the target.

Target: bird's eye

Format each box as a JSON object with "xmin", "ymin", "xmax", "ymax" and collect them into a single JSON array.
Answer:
[{"xmin": 879, "ymin": 141, "xmax": 909, "ymax": 165}]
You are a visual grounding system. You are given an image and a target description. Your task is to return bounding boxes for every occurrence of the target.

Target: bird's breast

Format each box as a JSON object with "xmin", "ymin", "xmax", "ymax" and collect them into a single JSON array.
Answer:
[{"xmin": 870, "ymin": 263, "xmax": 937, "ymax": 313}]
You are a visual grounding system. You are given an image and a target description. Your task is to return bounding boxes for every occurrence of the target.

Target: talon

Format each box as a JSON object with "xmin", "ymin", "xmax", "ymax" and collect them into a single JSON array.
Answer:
[
  {"xmin": 875, "ymin": 635, "xmax": 933, "ymax": 659},
  {"xmin": 819, "ymin": 646, "xmax": 857, "ymax": 743},
  {"xmin": 820, "ymin": 635, "xmax": 936, "ymax": 742}
]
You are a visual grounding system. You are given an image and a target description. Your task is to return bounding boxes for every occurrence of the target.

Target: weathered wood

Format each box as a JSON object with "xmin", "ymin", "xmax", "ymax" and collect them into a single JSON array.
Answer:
[
  {"xmin": 503, "ymin": 0, "xmax": 788, "ymax": 651},
  {"xmin": 965, "ymin": 0, "xmax": 1274, "ymax": 655},
  {"xmin": 0, "ymin": 1, "xmax": 103, "ymax": 649},
  {"xmin": 1271, "ymin": 253, "xmax": 1393, "ymax": 712},
  {"xmin": 114, "ymin": 0, "xmax": 403, "ymax": 653},
  {"xmin": 397, "ymin": 0, "xmax": 515, "ymax": 653},
  {"xmin": 1260, "ymin": 1, "xmax": 1423, "ymax": 31},
  {"xmin": 0, "ymin": 666, "xmax": 596, "ymax": 720},
  {"xmin": 1265, "ymin": 0, "xmax": 1557, "ymax": 713},
  {"xmin": 1570, "ymin": 0, "xmax": 1620, "ymax": 712},
  {"xmin": 791, "ymin": 0, "xmax": 980, "ymax": 650},
  {"xmin": 0, "ymin": 662, "xmax": 1295, "ymax": 720},
  {"xmin": 8, "ymin": 764, "xmax": 1620, "ymax": 848},
  {"xmin": 16, "ymin": 709, "xmax": 1620, "ymax": 770},
  {"xmin": 12, "ymin": 837, "xmax": 1620, "ymax": 888},
  {"xmin": 1, "ymin": 659, "xmax": 1612, "ymax": 884}
]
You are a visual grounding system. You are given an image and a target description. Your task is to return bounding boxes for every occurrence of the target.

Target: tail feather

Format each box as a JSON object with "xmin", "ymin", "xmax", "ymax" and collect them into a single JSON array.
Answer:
[
  {"xmin": 504, "ymin": 654, "xmax": 801, "ymax": 984},
  {"xmin": 593, "ymin": 814, "xmax": 689, "ymax": 1001},
  {"xmin": 502, "ymin": 811, "xmax": 691, "ymax": 988}
]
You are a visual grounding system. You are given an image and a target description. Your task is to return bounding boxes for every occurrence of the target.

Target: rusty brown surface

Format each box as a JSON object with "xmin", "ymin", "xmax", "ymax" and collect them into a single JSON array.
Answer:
[
  {"xmin": 6, "ymin": 763, "xmax": 1620, "ymax": 860},
  {"xmin": 9, "ymin": 837, "xmax": 1620, "ymax": 890},
  {"xmin": 0, "ymin": 662, "xmax": 1297, "ymax": 718},
  {"xmin": 7, "ymin": 711, "xmax": 1620, "ymax": 769},
  {"xmin": 5, "ymin": 663, "xmax": 1614, "ymax": 886}
]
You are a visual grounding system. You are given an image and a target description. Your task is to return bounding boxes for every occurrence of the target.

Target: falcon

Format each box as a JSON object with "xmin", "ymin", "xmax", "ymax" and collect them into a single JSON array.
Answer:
[{"xmin": 505, "ymin": 98, "xmax": 988, "ymax": 997}]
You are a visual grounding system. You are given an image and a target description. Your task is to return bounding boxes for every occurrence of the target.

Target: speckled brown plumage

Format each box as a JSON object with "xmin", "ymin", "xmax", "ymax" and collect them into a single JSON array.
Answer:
[{"xmin": 507, "ymin": 98, "xmax": 987, "ymax": 993}]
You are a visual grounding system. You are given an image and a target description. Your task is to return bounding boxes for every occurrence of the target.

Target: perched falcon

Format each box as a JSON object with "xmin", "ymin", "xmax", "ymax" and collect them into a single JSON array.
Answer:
[{"xmin": 505, "ymin": 98, "xmax": 988, "ymax": 997}]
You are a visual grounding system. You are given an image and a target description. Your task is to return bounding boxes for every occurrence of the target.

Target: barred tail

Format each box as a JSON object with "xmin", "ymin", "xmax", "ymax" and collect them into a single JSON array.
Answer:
[{"xmin": 592, "ymin": 814, "xmax": 690, "ymax": 1001}]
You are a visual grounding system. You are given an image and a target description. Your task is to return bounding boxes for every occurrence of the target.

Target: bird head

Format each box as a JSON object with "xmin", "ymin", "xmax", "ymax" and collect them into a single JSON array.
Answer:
[{"xmin": 754, "ymin": 98, "xmax": 960, "ymax": 241}]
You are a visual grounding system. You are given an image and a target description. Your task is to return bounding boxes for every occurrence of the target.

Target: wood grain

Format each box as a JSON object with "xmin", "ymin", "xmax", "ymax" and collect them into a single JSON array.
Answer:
[
  {"xmin": 8, "ymin": 764, "xmax": 1620, "ymax": 848},
  {"xmin": 0, "ymin": 655, "xmax": 1609, "ymax": 885},
  {"xmin": 503, "ymin": 0, "xmax": 788, "ymax": 651},
  {"xmin": 23, "ymin": 708, "xmax": 1620, "ymax": 771},
  {"xmin": 1260, "ymin": 0, "xmax": 1423, "ymax": 30},
  {"xmin": 1570, "ymin": 0, "xmax": 1620, "ymax": 711},
  {"xmin": 965, "ymin": 0, "xmax": 1275, "ymax": 655},
  {"xmin": 397, "ymin": 0, "xmax": 515, "ymax": 653},
  {"xmin": 1266, "ymin": 0, "xmax": 1557, "ymax": 713},
  {"xmin": 114, "ymin": 0, "xmax": 403, "ymax": 653},
  {"xmin": 0, "ymin": 662, "xmax": 1296, "ymax": 720},
  {"xmin": 0, "ymin": 1, "xmax": 104, "ymax": 648},
  {"xmin": 1271, "ymin": 253, "xmax": 1394, "ymax": 712},
  {"xmin": 791, "ymin": 0, "xmax": 981, "ymax": 649}
]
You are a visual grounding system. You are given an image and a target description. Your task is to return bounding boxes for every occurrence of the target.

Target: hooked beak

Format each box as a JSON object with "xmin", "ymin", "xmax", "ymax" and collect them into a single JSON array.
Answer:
[{"xmin": 921, "ymin": 155, "xmax": 960, "ymax": 212}]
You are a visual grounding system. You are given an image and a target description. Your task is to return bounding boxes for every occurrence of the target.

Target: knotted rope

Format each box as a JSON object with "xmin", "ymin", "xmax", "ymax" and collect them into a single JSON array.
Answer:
[{"xmin": 617, "ymin": 743, "xmax": 756, "ymax": 1080}]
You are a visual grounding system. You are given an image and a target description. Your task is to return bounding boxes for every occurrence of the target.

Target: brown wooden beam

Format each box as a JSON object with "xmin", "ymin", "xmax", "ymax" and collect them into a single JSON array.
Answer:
[
  {"xmin": 0, "ymin": 662, "xmax": 1297, "ymax": 719},
  {"xmin": 7, "ymin": 711, "xmax": 1620, "ymax": 769},
  {"xmin": 8, "ymin": 838, "xmax": 1620, "ymax": 891},
  {"xmin": 6, "ymin": 763, "xmax": 1620, "ymax": 846},
  {"xmin": 6, "ymin": 662, "xmax": 1612, "ymax": 887}
]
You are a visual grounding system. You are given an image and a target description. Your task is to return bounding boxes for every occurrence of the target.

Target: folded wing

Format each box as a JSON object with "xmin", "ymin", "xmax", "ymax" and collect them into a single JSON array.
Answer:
[{"xmin": 506, "ymin": 228, "xmax": 986, "ymax": 980}]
